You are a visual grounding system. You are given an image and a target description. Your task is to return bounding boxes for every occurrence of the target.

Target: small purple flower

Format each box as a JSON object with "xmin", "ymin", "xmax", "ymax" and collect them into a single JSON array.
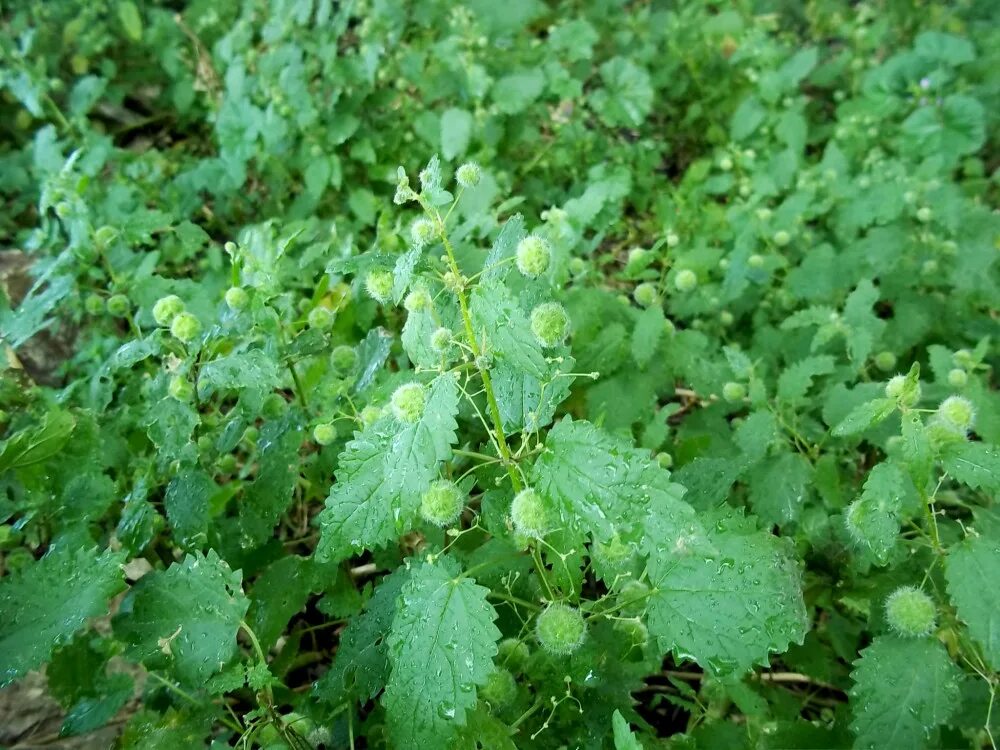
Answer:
[{"xmin": 919, "ymin": 77, "xmax": 931, "ymax": 90}]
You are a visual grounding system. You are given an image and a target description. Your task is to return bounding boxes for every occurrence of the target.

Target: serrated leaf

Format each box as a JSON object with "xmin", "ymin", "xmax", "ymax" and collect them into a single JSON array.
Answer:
[
  {"xmin": 384, "ymin": 557, "xmax": 500, "ymax": 749},
  {"xmin": 315, "ymin": 567, "xmax": 410, "ymax": 703},
  {"xmin": 777, "ymin": 355, "xmax": 835, "ymax": 402},
  {"xmin": 612, "ymin": 710, "xmax": 644, "ymax": 750},
  {"xmin": 317, "ymin": 373, "xmax": 460, "ymax": 560},
  {"xmin": 0, "ymin": 409, "xmax": 76, "ymax": 473},
  {"xmin": 845, "ymin": 462, "xmax": 906, "ymax": 564},
  {"xmin": 482, "ymin": 215, "xmax": 527, "ymax": 284},
  {"xmin": 0, "ymin": 545, "xmax": 126, "ymax": 687},
  {"xmin": 238, "ymin": 411, "xmax": 304, "ymax": 546},
  {"xmin": 533, "ymin": 417, "xmax": 701, "ymax": 545},
  {"xmin": 247, "ymin": 556, "xmax": 315, "ymax": 651},
  {"xmin": 849, "ymin": 636, "xmax": 961, "ymax": 749},
  {"xmin": 440, "ymin": 108, "xmax": 473, "ymax": 161},
  {"xmin": 631, "ymin": 305, "xmax": 665, "ymax": 368},
  {"xmin": 164, "ymin": 468, "xmax": 214, "ymax": 550},
  {"xmin": 113, "ymin": 550, "xmax": 249, "ymax": 687},
  {"xmin": 197, "ymin": 349, "xmax": 280, "ymax": 397},
  {"xmin": 946, "ymin": 536, "xmax": 1000, "ymax": 670},
  {"xmin": 831, "ymin": 398, "xmax": 895, "ymax": 437},
  {"xmin": 900, "ymin": 411, "xmax": 933, "ymax": 489},
  {"xmin": 470, "ymin": 281, "xmax": 547, "ymax": 378},
  {"xmin": 646, "ymin": 513, "xmax": 807, "ymax": 675},
  {"xmin": 942, "ymin": 441, "xmax": 1000, "ymax": 493},
  {"xmin": 491, "ymin": 356, "xmax": 573, "ymax": 434},
  {"xmin": 747, "ymin": 451, "xmax": 812, "ymax": 526}
]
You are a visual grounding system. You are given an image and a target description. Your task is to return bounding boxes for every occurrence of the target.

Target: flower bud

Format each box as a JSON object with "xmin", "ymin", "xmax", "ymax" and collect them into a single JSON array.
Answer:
[
  {"xmin": 430, "ymin": 327, "xmax": 452, "ymax": 353},
  {"xmin": 773, "ymin": 230, "xmax": 791, "ymax": 247}
]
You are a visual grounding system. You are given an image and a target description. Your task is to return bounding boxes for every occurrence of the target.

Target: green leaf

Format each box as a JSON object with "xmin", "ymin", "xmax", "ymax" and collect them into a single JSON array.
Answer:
[
  {"xmin": 915, "ymin": 31, "xmax": 975, "ymax": 65},
  {"xmin": 490, "ymin": 356, "xmax": 574, "ymax": 434},
  {"xmin": 946, "ymin": 536, "xmax": 1000, "ymax": 670},
  {"xmin": 0, "ymin": 545, "xmax": 126, "ymax": 687},
  {"xmin": 0, "ymin": 273, "xmax": 73, "ymax": 349},
  {"xmin": 941, "ymin": 441, "xmax": 1000, "ymax": 493},
  {"xmin": 730, "ymin": 96, "xmax": 766, "ymax": 141},
  {"xmin": 899, "ymin": 411, "xmax": 933, "ymax": 490},
  {"xmin": 646, "ymin": 512, "xmax": 807, "ymax": 675},
  {"xmin": 831, "ymin": 398, "xmax": 896, "ymax": 437},
  {"xmin": 593, "ymin": 57, "xmax": 653, "ymax": 127},
  {"xmin": 113, "ymin": 550, "xmax": 249, "ymax": 688},
  {"xmin": 631, "ymin": 305, "xmax": 665, "ymax": 368},
  {"xmin": 317, "ymin": 373, "xmax": 460, "ymax": 561},
  {"xmin": 247, "ymin": 556, "xmax": 315, "ymax": 651},
  {"xmin": 849, "ymin": 636, "xmax": 961, "ymax": 749},
  {"xmin": 238, "ymin": 411, "xmax": 305, "ymax": 546},
  {"xmin": 533, "ymin": 417, "xmax": 701, "ymax": 545},
  {"xmin": 844, "ymin": 462, "xmax": 906, "ymax": 564},
  {"xmin": 383, "ymin": 557, "xmax": 500, "ymax": 749},
  {"xmin": 747, "ymin": 451, "xmax": 812, "ymax": 527},
  {"xmin": 492, "ymin": 70, "xmax": 545, "ymax": 114},
  {"xmin": 612, "ymin": 709, "xmax": 644, "ymax": 750},
  {"xmin": 164, "ymin": 468, "xmax": 214, "ymax": 550},
  {"xmin": 197, "ymin": 349, "xmax": 280, "ymax": 398},
  {"xmin": 0, "ymin": 409, "xmax": 76, "ymax": 473},
  {"xmin": 777, "ymin": 355, "xmax": 835, "ymax": 402},
  {"xmin": 315, "ymin": 567, "xmax": 409, "ymax": 703},
  {"xmin": 470, "ymin": 281, "xmax": 547, "ymax": 378},
  {"xmin": 440, "ymin": 108, "xmax": 473, "ymax": 161},
  {"xmin": 117, "ymin": 1, "xmax": 143, "ymax": 41}
]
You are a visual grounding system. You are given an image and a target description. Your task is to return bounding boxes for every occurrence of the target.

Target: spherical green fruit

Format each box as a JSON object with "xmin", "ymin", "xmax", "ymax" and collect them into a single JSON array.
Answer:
[
  {"xmin": 873, "ymin": 351, "xmax": 896, "ymax": 372},
  {"xmin": 403, "ymin": 287, "xmax": 432, "ymax": 313},
  {"xmin": 430, "ymin": 327, "xmax": 452, "ymax": 353},
  {"xmin": 153, "ymin": 295, "xmax": 185, "ymax": 326},
  {"xmin": 510, "ymin": 489, "xmax": 550, "ymax": 539},
  {"xmin": 936, "ymin": 396, "xmax": 975, "ymax": 433},
  {"xmin": 243, "ymin": 426, "xmax": 259, "ymax": 443},
  {"xmin": 410, "ymin": 218, "xmax": 436, "ymax": 248},
  {"xmin": 262, "ymin": 393, "xmax": 286, "ymax": 420},
  {"xmin": 747, "ymin": 254, "xmax": 765, "ymax": 269},
  {"xmin": 419, "ymin": 480, "xmax": 465, "ymax": 527},
  {"xmin": 916, "ymin": 206, "xmax": 932, "ymax": 223},
  {"xmin": 666, "ymin": 231, "xmax": 680, "ymax": 248},
  {"xmin": 617, "ymin": 580, "xmax": 650, "ymax": 615},
  {"xmin": 330, "ymin": 345, "xmax": 358, "ymax": 375},
  {"xmin": 722, "ymin": 382, "xmax": 746, "ymax": 403},
  {"xmin": 591, "ymin": 535, "xmax": 634, "ymax": 576},
  {"xmin": 313, "ymin": 423, "xmax": 338, "ymax": 446},
  {"xmin": 655, "ymin": 452, "xmax": 673, "ymax": 469},
  {"xmin": 674, "ymin": 269, "xmax": 697, "ymax": 292},
  {"xmin": 773, "ymin": 230, "xmax": 791, "ymax": 247},
  {"xmin": 952, "ymin": 349, "xmax": 975, "ymax": 369},
  {"xmin": 719, "ymin": 310, "xmax": 734, "ymax": 327},
  {"xmin": 627, "ymin": 247, "xmax": 648, "ymax": 265},
  {"xmin": 84, "ymin": 294, "xmax": 105, "ymax": 316},
  {"xmin": 516, "ymin": 235, "xmax": 551, "ymax": 278},
  {"xmin": 456, "ymin": 162, "xmax": 481, "ymax": 188},
  {"xmin": 568, "ymin": 257, "xmax": 587, "ymax": 275},
  {"xmin": 946, "ymin": 368, "xmax": 968, "ymax": 388},
  {"xmin": 170, "ymin": 312, "xmax": 202, "ymax": 343},
  {"xmin": 885, "ymin": 586, "xmax": 936, "ymax": 637},
  {"xmin": 614, "ymin": 618, "xmax": 649, "ymax": 647},
  {"xmin": 94, "ymin": 225, "xmax": 117, "ymax": 246},
  {"xmin": 497, "ymin": 638, "xmax": 530, "ymax": 671},
  {"xmin": 359, "ymin": 405, "xmax": 382, "ymax": 427},
  {"xmin": 106, "ymin": 294, "xmax": 130, "ymax": 318},
  {"xmin": 218, "ymin": 454, "xmax": 238, "ymax": 474},
  {"xmin": 225, "ymin": 286, "xmax": 249, "ymax": 311},
  {"xmin": 480, "ymin": 669, "xmax": 517, "ymax": 709},
  {"xmin": 535, "ymin": 603, "xmax": 586, "ymax": 656},
  {"xmin": 633, "ymin": 283, "xmax": 659, "ymax": 308},
  {"xmin": 529, "ymin": 303, "xmax": 569, "ymax": 348},
  {"xmin": 168, "ymin": 375, "xmax": 194, "ymax": 402},
  {"xmin": 364, "ymin": 269, "xmax": 394, "ymax": 303},
  {"xmin": 308, "ymin": 306, "xmax": 335, "ymax": 330},
  {"xmin": 391, "ymin": 382, "xmax": 426, "ymax": 423},
  {"xmin": 885, "ymin": 374, "xmax": 920, "ymax": 407}
]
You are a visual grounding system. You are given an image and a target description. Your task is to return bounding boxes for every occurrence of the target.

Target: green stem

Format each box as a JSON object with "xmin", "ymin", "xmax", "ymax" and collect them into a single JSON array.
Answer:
[
  {"xmin": 920, "ymin": 487, "xmax": 942, "ymax": 553},
  {"xmin": 146, "ymin": 671, "xmax": 243, "ymax": 734},
  {"xmin": 487, "ymin": 591, "xmax": 542, "ymax": 612},
  {"xmin": 240, "ymin": 620, "xmax": 275, "ymax": 708}
]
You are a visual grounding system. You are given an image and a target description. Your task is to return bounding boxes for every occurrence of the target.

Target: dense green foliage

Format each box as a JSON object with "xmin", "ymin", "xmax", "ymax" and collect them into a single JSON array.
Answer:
[{"xmin": 0, "ymin": 1, "xmax": 998, "ymax": 748}]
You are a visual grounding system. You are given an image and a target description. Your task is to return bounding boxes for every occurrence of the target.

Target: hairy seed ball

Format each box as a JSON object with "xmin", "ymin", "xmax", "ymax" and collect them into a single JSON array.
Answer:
[
  {"xmin": 419, "ymin": 480, "xmax": 464, "ymax": 527},
  {"xmin": 874, "ymin": 351, "xmax": 897, "ymax": 372},
  {"xmin": 442, "ymin": 271, "xmax": 464, "ymax": 293},
  {"xmin": 430, "ymin": 327, "xmax": 452, "ymax": 353},
  {"xmin": 153, "ymin": 294, "xmax": 184, "ymax": 326},
  {"xmin": 633, "ymin": 283, "xmax": 659, "ymax": 308},
  {"xmin": 617, "ymin": 580, "xmax": 650, "ymax": 615},
  {"xmin": 568, "ymin": 257, "xmax": 587, "ymax": 275},
  {"xmin": 106, "ymin": 294, "xmax": 130, "ymax": 318},
  {"xmin": 510, "ymin": 488, "xmax": 550, "ymax": 539},
  {"xmin": 170, "ymin": 312, "xmax": 202, "ymax": 343},
  {"xmin": 674, "ymin": 269, "xmax": 697, "ymax": 292},
  {"xmin": 952, "ymin": 349, "xmax": 975, "ymax": 369},
  {"xmin": 480, "ymin": 669, "xmax": 517, "ymax": 709},
  {"xmin": 535, "ymin": 603, "xmax": 586, "ymax": 656},
  {"xmin": 455, "ymin": 162, "xmax": 482, "ymax": 188},
  {"xmin": 167, "ymin": 375, "xmax": 193, "ymax": 402},
  {"xmin": 516, "ymin": 235, "xmax": 551, "ymax": 278},
  {"xmin": 722, "ymin": 382, "xmax": 746, "ymax": 402},
  {"xmin": 885, "ymin": 586, "xmax": 936, "ymax": 637},
  {"xmin": 947, "ymin": 368, "xmax": 968, "ymax": 388},
  {"xmin": 719, "ymin": 310, "xmax": 734, "ymax": 326},
  {"xmin": 359, "ymin": 405, "xmax": 382, "ymax": 427},
  {"xmin": 497, "ymin": 638, "xmax": 530, "ymax": 671},
  {"xmin": 936, "ymin": 396, "xmax": 975, "ymax": 433},
  {"xmin": 916, "ymin": 206, "xmax": 932, "ymax": 223},
  {"xmin": 773, "ymin": 230, "xmax": 791, "ymax": 247},
  {"xmin": 330, "ymin": 345, "xmax": 358, "ymax": 375},
  {"xmin": 84, "ymin": 294, "xmax": 105, "ymax": 316},
  {"xmin": 615, "ymin": 618, "xmax": 649, "ymax": 648},
  {"xmin": 747, "ymin": 253, "xmax": 765, "ymax": 269},
  {"xmin": 719, "ymin": 156, "xmax": 733, "ymax": 171},
  {"xmin": 313, "ymin": 423, "xmax": 337, "ymax": 446},
  {"xmin": 403, "ymin": 287, "xmax": 432, "ymax": 313},
  {"xmin": 410, "ymin": 218, "xmax": 436, "ymax": 248},
  {"xmin": 656, "ymin": 452, "xmax": 673, "ymax": 469},
  {"xmin": 885, "ymin": 374, "xmax": 920, "ymax": 407},
  {"xmin": 390, "ymin": 382, "xmax": 426, "ymax": 423},
  {"xmin": 225, "ymin": 286, "xmax": 249, "ymax": 312},
  {"xmin": 628, "ymin": 247, "xmax": 648, "ymax": 265},
  {"xmin": 530, "ymin": 303, "xmax": 569, "ymax": 348},
  {"xmin": 308, "ymin": 306, "xmax": 335, "ymax": 330},
  {"xmin": 364, "ymin": 270, "xmax": 394, "ymax": 303},
  {"xmin": 592, "ymin": 535, "xmax": 633, "ymax": 575},
  {"xmin": 666, "ymin": 231, "xmax": 680, "ymax": 248}
]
